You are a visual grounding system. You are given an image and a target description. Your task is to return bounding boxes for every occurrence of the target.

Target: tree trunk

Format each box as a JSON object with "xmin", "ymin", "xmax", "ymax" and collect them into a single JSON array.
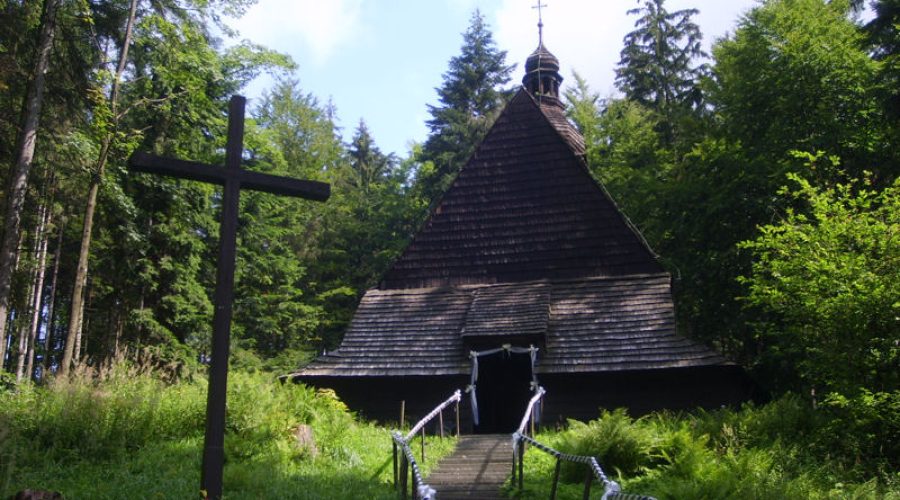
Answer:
[
  {"xmin": 0, "ymin": 0, "xmax": 61, "ymax": 372},
  {"xmin": 42, "ymin": 220, "xmax": 63, "ymax": 375},
  {"xmin": 25, "ymin": 205, "xmax": 52, "ymax": 380},
  {"xmin": 14, "ymin": 271, "xmax": 37, "ymax": 381},
  {"xmin": 2, "ymin": 230, "xmax": 27, "ymax": 371},
  {"xmin": 15, "ymin": 203, "xmax": 46, "ymax": 381},
  {"xmin": 113, "ymin": 309, "xmax": 124, "ymax": 360},
  {"xmin": 74, "ymin": 277, "xmax": 90, "ymax": 365},
  {"xmin": 62, "ymin": 0, "xmax": 139, "ymax": 376}
]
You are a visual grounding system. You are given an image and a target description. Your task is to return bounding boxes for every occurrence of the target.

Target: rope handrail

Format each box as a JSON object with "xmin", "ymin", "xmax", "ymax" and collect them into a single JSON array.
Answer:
[
  {"xmin": 512, "ymin": 433, "xmax": 656, "ymax": 500},
  {"xmin": 392, "ymin": 431, "xmax": 436, "ymax": 500},
  {"xmin": 405, "ymin": 389, "xmax": 461, "ymax": 441},
  {"xmin": 510, "ymin": 388, "xmax": 655, "ymax": 500},
  {"xmin": 391, "ymin": 389, "xmax": 462, "ymax": 499},
  {"xmin": 515, "ymin": 385, "xmax": 546, "ymax": 436}
]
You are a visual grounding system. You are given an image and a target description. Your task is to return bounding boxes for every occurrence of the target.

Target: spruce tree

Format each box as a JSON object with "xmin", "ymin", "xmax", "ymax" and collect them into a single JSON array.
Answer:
[
  {"xmin": 417, "ymin": 10, "xmax": 514, "ymax": 202},
  {"xmin": 615, "ymin": 0, "xmax": 706, "ymax": 143},
  {"xmin": 348, "ymin": 120, "xmax": 394, "ymax": 194}
]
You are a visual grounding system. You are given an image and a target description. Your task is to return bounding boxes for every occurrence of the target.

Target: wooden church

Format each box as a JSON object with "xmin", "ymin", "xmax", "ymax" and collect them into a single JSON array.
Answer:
[{"xmin": 290, "ymin": 39, "xmax": 748, "ymax": 432}]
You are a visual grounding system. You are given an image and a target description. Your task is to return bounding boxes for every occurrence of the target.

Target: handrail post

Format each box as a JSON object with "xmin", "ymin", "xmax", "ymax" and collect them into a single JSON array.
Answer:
[
  {"xmin": 392, "ymin": 440, "xmax": 398, "ymax": 489},
  {"xmin": 439, "ymin": 409, "xmax": 444, "ymax": 439},
  {"xmin": 421, "ymin": 426, "xmax": 426, "ymax": 464},
  {"xmin": 400, "ymin": 400, "xmax": 406, "ymax": 430},
  {"xmin": 400, "ymin": 454, "xmax": 409, "ymax": 500},
  {"xmin": 455, "ymin": 399, "xmax": 460, "ymax": 437},
  {"xmin": 582, "ymin": 466, "xmax": 592, "ymax": 500},
  {"xmin": 411, "ymin": 464, "xmax": 417, "ymax": 500},
  {"xmin": 550, "ymin": 458, "xmax": 562, "ymax": 500},
  {"xmin": 511, "ymin": 437, "xmax": 517, "ymax": 484},
  {"xmin": 518, "ymin": 439, "xmax": 525, "ymax": 491}
]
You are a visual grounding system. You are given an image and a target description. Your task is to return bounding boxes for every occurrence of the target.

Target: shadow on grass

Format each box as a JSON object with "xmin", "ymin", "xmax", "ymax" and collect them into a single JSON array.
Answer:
[{"xmin": 6, "ymin": 437, "xmax": 400, "ymax": 500}]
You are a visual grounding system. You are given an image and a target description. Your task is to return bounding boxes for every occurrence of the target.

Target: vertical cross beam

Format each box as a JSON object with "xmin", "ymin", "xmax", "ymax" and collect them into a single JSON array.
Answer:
[
  {"xmin": 199, "ymin": 96, "xmax": 243, "ymax": 499},
  {"xmin": 128, "ymin": 95, "xmax": 330, "ymax": 499}
]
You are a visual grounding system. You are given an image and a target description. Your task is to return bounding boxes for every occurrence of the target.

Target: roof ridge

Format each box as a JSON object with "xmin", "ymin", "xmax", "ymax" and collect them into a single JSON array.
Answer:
[
  {"xmin": 368, "ymin": 272, "xmax": 672, "ymax": 295},
  {"xmin": 521, "ymin": 89, "xmax": 586, "ymax": 155}
]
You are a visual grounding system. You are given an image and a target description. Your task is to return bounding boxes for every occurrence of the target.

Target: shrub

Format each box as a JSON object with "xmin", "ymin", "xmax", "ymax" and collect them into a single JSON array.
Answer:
[
  {"xmin": 553, "ymin": 408, "xmax": 655, "ymax": 481},
  {"xmin": 0, "ymin": 363, "xmax": 207, "ymax": 465},
  {"xmin": 522, "ymin": 397, "xmax": 900, "ymax": 499},
  {"xmin": 818, "ymin": 390, "xmax": 900, "ymax": 477}
]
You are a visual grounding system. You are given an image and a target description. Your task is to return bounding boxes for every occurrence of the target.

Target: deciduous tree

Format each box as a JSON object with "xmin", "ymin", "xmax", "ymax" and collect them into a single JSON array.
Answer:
[{"xmin": 740, "ymin": 162, "xmax": 899, "ymax": 396}]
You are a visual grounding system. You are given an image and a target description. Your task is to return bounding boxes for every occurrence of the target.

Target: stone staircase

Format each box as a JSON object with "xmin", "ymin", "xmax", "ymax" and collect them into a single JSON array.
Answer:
[{"xmin": 426, "ymin": 434, "xmax": 512, "ymax": 499}]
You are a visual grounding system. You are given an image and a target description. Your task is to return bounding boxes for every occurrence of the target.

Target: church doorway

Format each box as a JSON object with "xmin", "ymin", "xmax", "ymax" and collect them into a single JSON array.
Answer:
[{"xmin": 474, "ymin": 351, "xmax": 534, "ymax": 434}]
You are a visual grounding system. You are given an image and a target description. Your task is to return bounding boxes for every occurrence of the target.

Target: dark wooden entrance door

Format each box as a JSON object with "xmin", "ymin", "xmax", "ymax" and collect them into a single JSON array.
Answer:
[{"xmin": 474, "ymin": 352, "xmax": 534, "ymax": 433}]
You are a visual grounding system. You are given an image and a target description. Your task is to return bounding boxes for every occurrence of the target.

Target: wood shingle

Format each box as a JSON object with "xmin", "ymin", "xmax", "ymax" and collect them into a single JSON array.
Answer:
[{"xmin": 292, "ymin": 42, "xmax": 748, "ymax": 427}]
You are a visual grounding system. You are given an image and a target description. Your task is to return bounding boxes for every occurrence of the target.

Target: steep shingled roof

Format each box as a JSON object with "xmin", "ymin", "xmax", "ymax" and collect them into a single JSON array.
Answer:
[
  {"xmin": 296, "ymin": 274, "xmax": 727, "ymax": 377},
  {"xmin": 380, "ymin": 89, "xmax": 661, "ymax": 290},
  {"xmin": 293, "ymin": 84, "xmax": 730, "ymax": 381}
]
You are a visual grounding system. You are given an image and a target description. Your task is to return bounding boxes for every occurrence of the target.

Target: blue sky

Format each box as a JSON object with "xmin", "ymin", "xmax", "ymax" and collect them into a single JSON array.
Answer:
[{"xmin": 227, "ymin": 0, "xmax": 759, "ymax": 156}]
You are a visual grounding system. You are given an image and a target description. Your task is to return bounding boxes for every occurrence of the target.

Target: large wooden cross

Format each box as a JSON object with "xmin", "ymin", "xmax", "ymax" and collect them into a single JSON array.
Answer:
[{"xmin": 128, "ymin": 95, "xmax": 330, "ymax": 499}]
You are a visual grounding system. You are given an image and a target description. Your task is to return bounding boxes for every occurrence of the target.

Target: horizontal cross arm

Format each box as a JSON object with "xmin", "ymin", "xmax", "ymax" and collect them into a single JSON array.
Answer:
[
  {"xmin": 238, "ymin": 168, "xmax": 330, "ymax": 201},
  {"xmin": 129, "ymin": 152, "xmax": 229, "ymax": 185},
  {"xmin": 128, "ymin": 152, "xmax": 330, "ymax": 201}
]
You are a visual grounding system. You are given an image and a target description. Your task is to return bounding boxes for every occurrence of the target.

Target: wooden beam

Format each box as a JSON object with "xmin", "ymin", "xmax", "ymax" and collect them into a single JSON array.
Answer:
[{"xmin": 128, "ymin": 152, "xmax": 330, "ymax": 201}]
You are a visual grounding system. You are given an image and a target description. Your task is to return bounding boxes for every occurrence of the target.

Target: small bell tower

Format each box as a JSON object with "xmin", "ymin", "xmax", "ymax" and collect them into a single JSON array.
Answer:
[{"xmin": 522, "ymin": 2, "xmax": 563, "ymax": 99}]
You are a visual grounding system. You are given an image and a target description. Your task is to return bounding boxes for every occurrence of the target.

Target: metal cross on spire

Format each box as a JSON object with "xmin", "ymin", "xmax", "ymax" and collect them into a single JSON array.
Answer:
[{"xmin": 532, "ymin": 1, "xmax": 547, "ymax": 44}]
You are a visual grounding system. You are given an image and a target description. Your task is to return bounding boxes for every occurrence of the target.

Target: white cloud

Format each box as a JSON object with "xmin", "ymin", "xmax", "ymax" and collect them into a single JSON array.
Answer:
[
  {"xmin": 232, "ymin": 0, "xmax": 365, "ymax": 66},
  {"xmin": 493, "ymin": 0, "xmax": 758, "ymax": 99},
  {"xmin": 494, "ymin": 0, "xmax": 631, "ymax": 98}
]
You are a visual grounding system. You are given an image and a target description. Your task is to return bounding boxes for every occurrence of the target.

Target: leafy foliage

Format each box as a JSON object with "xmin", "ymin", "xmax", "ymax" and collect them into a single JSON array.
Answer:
[
  {"xmin": 516, "ymin": 396, "xmax": 899, "ymax": 499},
  {"xmin": 739, "ymin": 166, "xmax": 900, "ymax": 396},
  {"xmin": 554, "ymin": 409, "xmax": 655, "ymax": 480},
  {"xmin": 710, "ymin": 0, "xmax": 887, "ymax": 179}
]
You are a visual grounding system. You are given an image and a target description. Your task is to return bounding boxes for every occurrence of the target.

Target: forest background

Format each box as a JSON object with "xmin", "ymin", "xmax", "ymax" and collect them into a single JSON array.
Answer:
[{"xmin": 0, "ymin": 0, "xmax": 898, "ymax": 495}]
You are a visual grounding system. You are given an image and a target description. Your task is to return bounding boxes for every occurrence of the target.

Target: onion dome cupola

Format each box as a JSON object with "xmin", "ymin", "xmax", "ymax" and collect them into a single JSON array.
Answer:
[
  {"xmin": 523, "ymin": 43, "xmax": 562, "ymax": 98},
  {"xmin": 522, "ymin": 24, "xmax": 563, "ymax": 100}
]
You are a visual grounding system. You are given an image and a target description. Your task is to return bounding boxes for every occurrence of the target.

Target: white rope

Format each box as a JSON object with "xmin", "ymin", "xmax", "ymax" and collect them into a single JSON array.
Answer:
[
  {"xmin": 600, "ymin": 480, "xmax": 622, "ymax": 500},
  {"xmin": 392, "ymin": 430, "xmax": 435, "ymax": 499},
  {"xmin": 405, "ymin": 390, "xmax": 462, "ymax": 442},
  {"xmin": 511, "ymin": 432, "xmax": 655, "ymax": 499},
  {"xmin": 417, "ymin": 483, "xmax": 437, "ymax": 500},
  {"xmin": 468, "ymin": 352, "xmax": 480, "ymax": 425},
  {"xmin": 393, "ymin": 390, "xmax": 464, "ymax": 498},
  {"xmin": 515, "ymin": 386, "xmax": 546, "ymax": 436}
]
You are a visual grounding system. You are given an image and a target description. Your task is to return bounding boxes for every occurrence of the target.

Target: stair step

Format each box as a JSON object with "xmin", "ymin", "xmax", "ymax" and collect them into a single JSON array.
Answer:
[{"xmin": 425, "ymin": 434, "xmax": 513, "ymax": 499}]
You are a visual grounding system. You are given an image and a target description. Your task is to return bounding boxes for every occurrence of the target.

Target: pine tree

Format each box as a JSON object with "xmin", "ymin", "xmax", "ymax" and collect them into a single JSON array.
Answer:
[
  {"xmin": 417, "ymin": 10, "xmax": 514, "ymax": 201},
  {"xmin": 348, "ymin": 120, "xmax": 394, "ymax": 194},
  {"xmin": 0, "ymin": 0, "xmax": 61, "ymax": 371},
  {"xmin": 615, "ymin": 0, "xmax": 706, "ymax": 142}
]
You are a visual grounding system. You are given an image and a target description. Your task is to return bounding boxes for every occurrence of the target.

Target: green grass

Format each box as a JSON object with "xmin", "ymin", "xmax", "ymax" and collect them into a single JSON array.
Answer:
[
  {"xmin": 5, "ymin": 366, "xmax": 897, "ymax": 499},
  {"xmin": 0, "ymin": 364, "xmax": 455, "ymax": 499},
  {"xmin": 504, "ymin": 396, "xmax": 900, "ymax": 499}
]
